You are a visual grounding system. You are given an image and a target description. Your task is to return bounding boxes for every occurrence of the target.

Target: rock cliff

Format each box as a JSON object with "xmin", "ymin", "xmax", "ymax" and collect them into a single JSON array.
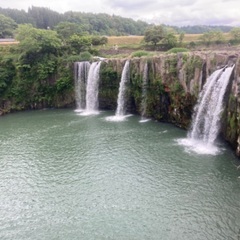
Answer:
[{"xmin": 98, "ymin": 51, "xmax": 240, "ymax": 155}]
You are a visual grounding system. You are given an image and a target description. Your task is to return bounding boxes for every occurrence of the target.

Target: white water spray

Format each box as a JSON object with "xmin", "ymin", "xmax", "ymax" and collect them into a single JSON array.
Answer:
[
  {"xmin": 106, "ymin": 60, "xmax": 130, "ymax": 121},
  {"xmin": 81, "ymin": 61, "xmax": 101, "ymax": 115},
  {"xmin": 116, "ymin": 60, "xmax": 130, "ymax": 116},
  {"xmin": 74, "ymin": 61, "xmax": 90, "ymax": 112},
  {"xmin": 139, "ymin": 62, "xmax": 150, "ymax": 123},
  {"xmin": 189, "ymin": 65, "xmax": 234, "ymax": 143},
  {"xmin": 179, "ymin": 65, "xmax": 234, "ymax": 154}
]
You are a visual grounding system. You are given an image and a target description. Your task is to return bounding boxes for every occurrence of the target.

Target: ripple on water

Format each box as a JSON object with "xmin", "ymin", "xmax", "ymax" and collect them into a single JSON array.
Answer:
[{"xmin": 0, "ymin": 110, "xmax": 239, "ymax": 240}]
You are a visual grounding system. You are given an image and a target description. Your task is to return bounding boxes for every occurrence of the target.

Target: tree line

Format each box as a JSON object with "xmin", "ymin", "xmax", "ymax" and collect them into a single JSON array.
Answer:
[
  {"xmin": 0, "ymin": 6, "xmax": 237, "ymax": 38},
  {"xmin": 0, "ymin": 6, "xmax": 150, "ymax": 36}
]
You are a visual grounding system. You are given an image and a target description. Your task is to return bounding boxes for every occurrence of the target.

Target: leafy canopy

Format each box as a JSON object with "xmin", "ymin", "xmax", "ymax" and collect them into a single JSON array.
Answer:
[
  {"xmin": 0, "ymin": 14, "xmax": 17, "ymax": 38},
  {"xmin": 16, "ymin": 24, "xmax": 62, "ymax": 54},
  {"xmin": 144, "ymin": 25, "xmax": 166, "ymax": 46}
]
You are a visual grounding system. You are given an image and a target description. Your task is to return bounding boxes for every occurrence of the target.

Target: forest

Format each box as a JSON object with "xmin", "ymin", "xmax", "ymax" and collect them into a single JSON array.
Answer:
[{"xmin": 0, "ymin": 6, "xmax": 234, "ymax": 36}]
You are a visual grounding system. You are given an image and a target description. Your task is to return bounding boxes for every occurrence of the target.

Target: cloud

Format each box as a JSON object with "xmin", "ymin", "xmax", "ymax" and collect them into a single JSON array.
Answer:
[
  {"xmin": 104, "ymin": 0, "xmax": 155, "ymax": 9},
  {"xmin": 0, "ymin": 0, "xmax": 240, "ymax": 26}
]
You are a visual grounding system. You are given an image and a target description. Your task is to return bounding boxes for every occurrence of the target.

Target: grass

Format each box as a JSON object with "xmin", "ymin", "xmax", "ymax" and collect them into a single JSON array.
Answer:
[
  {"xmin": 107, "ymin": 33, "xmax": 233, "ymax": 46},
  {"xmin": 167, "ymin": 48, "xmax": 189, "ymax": 53},
  {"xmin": 107, "ymin": 36, "xmax": 143, "ymax": 46}
]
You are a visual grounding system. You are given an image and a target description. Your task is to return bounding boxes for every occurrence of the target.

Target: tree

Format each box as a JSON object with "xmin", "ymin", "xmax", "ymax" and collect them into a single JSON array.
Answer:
[
  {"xmin": 199, "ymin": 31, "xmax": 215, "ymax": 46},
  {"xmin": 213, "ymin": 30, "xmax": 225, "ymax": 44},
  {"xmin": 163, "ymin": 33, "xmax": 178, "ymax": 49},
  {"xmin": 199, "ymin": 30, "xmax": 225, "ymax": 46},
  {"xmin": 55, "ymin": 21, "xmax": 84, "ymax": 40},
  {"xmin": 91, "ymin": 36, "xmax": 108, "ymax": 46},
  {"xmin": 67, "ymin": 34, "xmax": 92, "ymax": 54},
  {"xmin": 230, "ymin": 27, "xmax": 240, "ymax": 43},
  {"xmin": 0, "ymin": 14, "xmax": 17, "ymax": 38},
  {"xmin": 144, "ymin": 25, "xmax": 166, "ymax": 46},
  {"xmin": 16, "ymin": 24, "xmax": 62, "ymax": 55},
  {"xmin": 28, "ymin": 6, "xmax": 63, "ymax": 29},
  {"xmin": 178, "ymin": 32, "xmax": 185, "ymax": 46},
  {"xmin": 13, "ymin": 24, "xmax": 64, "ymax": 107}
]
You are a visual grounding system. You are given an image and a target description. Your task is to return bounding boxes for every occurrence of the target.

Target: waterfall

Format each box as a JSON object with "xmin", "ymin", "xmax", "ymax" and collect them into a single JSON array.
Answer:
[
  {"xmin": 106, "ymin": 60, "xmax": 130, "ymax": 122},
  {"xmin": 115, "ymin": 60, "xmax": 130, "ymax": 116},
  {"xmin": 84, "ymin": 61, "xmax": 102, "ymax": 115},
  {"xmin": 74, "ymin": 61, "xmax": 90, "ymax": 112},
  {"xmin": 188, "ymin": 65, "xmax": 235, "ymax": 144},
  {"xmin": 139, "ymin": 62, "xmax": 149, "ymax": 122}
]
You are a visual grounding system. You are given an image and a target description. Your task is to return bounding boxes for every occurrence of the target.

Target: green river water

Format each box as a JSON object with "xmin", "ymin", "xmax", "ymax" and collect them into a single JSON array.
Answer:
[{"xmin": 0, "ymin": 109, "xmax": 239, "ymax": 240}]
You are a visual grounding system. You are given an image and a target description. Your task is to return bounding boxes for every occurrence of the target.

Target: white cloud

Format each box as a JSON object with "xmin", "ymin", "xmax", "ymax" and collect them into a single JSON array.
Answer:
[{"xmin": 1, "ymin": 0, "xmax": 240, "ymax": 26}]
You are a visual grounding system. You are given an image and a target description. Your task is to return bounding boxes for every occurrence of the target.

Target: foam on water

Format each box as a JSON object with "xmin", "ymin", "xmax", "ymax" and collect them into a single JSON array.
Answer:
[
  {"xmin": 177, "ymin": 138, "xmax": 222, "ymax": 155},
  {"xmin": 139, "ymin": 118, "xmax": 151, "ymax": 123},
  {"xmin": 78, "ymin": 110, "xmax": 101, "ymax": 116},
  {"xmin": 74, "ymin": 109, "xmax": 84, "ymax": 113},
  {"xmin": 105, "ymin": 114, "xmax": 133, "ymax": 122}
]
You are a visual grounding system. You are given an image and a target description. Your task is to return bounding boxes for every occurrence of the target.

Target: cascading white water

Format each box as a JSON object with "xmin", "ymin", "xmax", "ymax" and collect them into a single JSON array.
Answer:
[
  {"xmin": 106, "ymin": 60, "xmax": 130, "ymax": 122},
  {"xmin": 140, "ymin": 62, "xmax": 149, "ymax": 122},
  {"xmin": 178, "ymin": 65, "xmax": 234, "ymax": 155},
  {"xmin": 188, "ymin": 65, "xmax": 234, "ymax": 144},
  {"xmin": 84, "ymin": 61, "xmax": 102, "ymax": 115},
  {"xmin": 115, "ymin": 60, "xmax": 130, "ymax": 116},
  {"xmin": 74, "ymin": 61, "xmax": 90, "ymax": 111}
]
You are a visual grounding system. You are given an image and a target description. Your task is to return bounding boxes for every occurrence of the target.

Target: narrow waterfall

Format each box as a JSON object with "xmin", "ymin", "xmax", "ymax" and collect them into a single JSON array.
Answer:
[
  {"xmin": 115, "ymin": 60, "xmax": 130, "ymax": 116},
  {"xmin": 85, "ymin": 61, "xmax": 102, "ymax": 114},
  {"xmin": 74, "ymin": 61, "xmax": 90, "ymax": 111},
  {"xmin": 140, "ymin": 62, "xmax": 149, "ymax": 121},
  {"xmin": 105, "ymin": 60, "xmax": 130, "ymax": 122},
  {"xmin": 188, "ymin": 65, "xmax": 235, "ymax": 144}
]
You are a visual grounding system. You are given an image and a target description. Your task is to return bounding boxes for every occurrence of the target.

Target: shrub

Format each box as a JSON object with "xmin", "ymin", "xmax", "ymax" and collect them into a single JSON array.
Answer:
[
  {"xmin": 131, "ymin": 51, "xmax": 152, "ymax": 58},
  {"xmin": 79, "ymin": 51, "xmax": 92, "ymax": 61},
  {"xmin": 167, "ymin": 47, "xmax": 189, "ymax": 53}
]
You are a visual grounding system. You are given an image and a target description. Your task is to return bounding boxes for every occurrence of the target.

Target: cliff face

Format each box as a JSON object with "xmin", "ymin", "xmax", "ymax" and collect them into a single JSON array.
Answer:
[{"xmin": 98, "ymin": 52, "xmax": 240, "ymax": 155}]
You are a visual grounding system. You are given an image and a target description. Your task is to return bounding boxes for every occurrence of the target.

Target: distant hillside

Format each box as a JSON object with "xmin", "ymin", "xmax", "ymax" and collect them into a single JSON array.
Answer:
[
  {"xmin": 0, "ymin": 6, "xmax": 150, "ymax": 36},
  {"xmin": 0, "ymin": 6, "xmax": 234, "ymax": 35}
]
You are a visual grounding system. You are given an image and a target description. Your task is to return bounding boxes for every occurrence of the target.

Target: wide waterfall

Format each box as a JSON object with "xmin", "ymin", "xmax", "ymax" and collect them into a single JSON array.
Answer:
[
  {"xmin": 139, "ymin": 62, "xmax": 149, "ymax": 123},
  {"xmin": 189, "ymin": 65, "xmax": 234, "ymax": 143},
  {"xmin": 179, "ymin": 65, "xmax": 235, "ymax": 154},
  {"xmin": 74, "ymin": 61, "xmax": 90, "ymax": 112}
]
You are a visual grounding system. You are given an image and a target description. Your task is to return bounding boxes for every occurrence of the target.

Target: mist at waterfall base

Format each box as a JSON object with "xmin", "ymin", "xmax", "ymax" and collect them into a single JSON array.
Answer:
[{"xmin": 178, "ymin": 65, "xmax": 235, "ymax": 155}]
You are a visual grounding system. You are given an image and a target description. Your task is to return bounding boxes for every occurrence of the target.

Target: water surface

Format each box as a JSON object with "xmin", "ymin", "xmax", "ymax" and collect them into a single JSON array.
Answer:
[{"xmin": 0, "ymin": 110, "xmax": 239, "ymax": 240}]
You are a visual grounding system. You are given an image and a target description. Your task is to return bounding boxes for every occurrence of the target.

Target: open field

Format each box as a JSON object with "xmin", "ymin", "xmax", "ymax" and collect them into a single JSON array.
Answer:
[
  {"xmin": 0, "ymin": 32, "xmax": 232, "ymax": 47},
  {"xmin": 107, "ymin": 33, "xmax": 232, "ymax": 46},
  {"xmin": 107, "ymin": 36, "xmax": 143, "ymax": 45}
]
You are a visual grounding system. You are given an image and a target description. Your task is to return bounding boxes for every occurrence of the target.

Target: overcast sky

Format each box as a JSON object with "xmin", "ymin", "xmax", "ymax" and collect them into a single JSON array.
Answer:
[{"xmin": 1, "ymin": 0, "xmax": 240, "ymax": 26}]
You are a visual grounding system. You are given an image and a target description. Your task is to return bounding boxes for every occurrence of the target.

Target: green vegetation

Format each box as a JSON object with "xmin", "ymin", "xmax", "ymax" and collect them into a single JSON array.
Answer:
[
  {"xmin": 0, "ymin": 14, "xmax": 17, "ymax": 38},
  {"xmin": 79, "ymin": 51, "xmax": 92, "ymax": 61},
  {"xmin": 144, "ymin": 25, "xmax": 166, "ymax": 46},
  {"xmin": 0, "ymin": 24, "xmax": 75, "ymax": 112},
  {"xmin": 167, "ymin": 48, "xmax": 189, "ymax": 53},
  {"xmin": 198, "ymin": 30, "xmax": 225, "ymax": 46},
  {"xmin": 230, "ymin": 27, "xmax": 240, "ymax": 44},
  {"xmin": 0, "ymin": 5, "xmax": 239, "ymax": 119},
  {"xmin": 0, "ymin": 6, "xmax": 149, "ymax": 36},
  {"xmin": 131, "ymin": 51, "xmax": 153, "ymax": 58}
]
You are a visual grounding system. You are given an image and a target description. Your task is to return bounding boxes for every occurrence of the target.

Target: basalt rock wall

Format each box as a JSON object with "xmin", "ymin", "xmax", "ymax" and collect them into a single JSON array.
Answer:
[{"xmin": 98, "ymin": 52, "xmax": 240, "ymax": 155}]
